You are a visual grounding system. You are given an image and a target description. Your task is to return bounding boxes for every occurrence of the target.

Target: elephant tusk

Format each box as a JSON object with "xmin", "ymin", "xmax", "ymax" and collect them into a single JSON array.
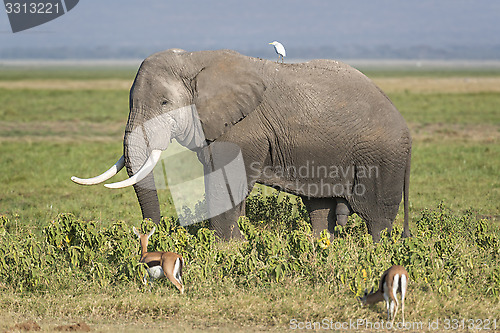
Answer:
[
  {"xmin": 104, "ymin": 150, "xmax": 162, "ymax": 189},
  {"xmin": 71, "ymin": 155, "xmax": 125, "ymax": 185}
]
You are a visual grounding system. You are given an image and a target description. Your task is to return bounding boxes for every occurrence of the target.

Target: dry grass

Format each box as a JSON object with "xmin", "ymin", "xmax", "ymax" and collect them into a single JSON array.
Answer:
[
  {"xmin": 374, "ymin": 77, "xmax": 500, "ymax": 94},
  {"xmin": 2, "ymin": 77, "xmax": 500, "ymax": 94},
  {"xmin": 0, "ymin": 79, "xmax": 131, "ymax": 91},
  {"xmin": 0, "ymin": 283, "xmax": 496, "ymax": 332},
  {"xmin": 409, "ymin": 122, "xmax": 500, "ymax": 143}
]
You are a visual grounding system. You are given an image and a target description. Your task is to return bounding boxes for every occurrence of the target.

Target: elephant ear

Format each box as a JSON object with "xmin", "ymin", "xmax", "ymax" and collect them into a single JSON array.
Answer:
[{"xmin": 192, "ymin": 59, "xmax": 266, "ymax": 141}]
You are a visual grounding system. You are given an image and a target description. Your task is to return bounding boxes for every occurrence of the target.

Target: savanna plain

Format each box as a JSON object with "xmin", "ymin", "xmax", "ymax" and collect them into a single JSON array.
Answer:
[{"xmin": 0, "ymin": 63, "xmax": 499, "ymax": 332}]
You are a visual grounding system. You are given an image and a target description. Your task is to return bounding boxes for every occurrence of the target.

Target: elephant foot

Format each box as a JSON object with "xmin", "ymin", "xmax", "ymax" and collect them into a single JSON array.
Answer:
[
  {"xmin": 210, "ymin": 217, "xmax": 245, "ymax": 240},
  {"xmin": 366, "ymin": 218, "xmax": 393, "ymax": 242},
  {"xmin": 301, "ymin": 197, "xmax": 335, "ymax": 239},
  {"xmin": 335, "ymin": 198, "xmax": 352, "ymax": 227},
  {"xmin": 336, "ymin": 214, "xmax": 348, "ymax": 227},
  {"xmin": 209, "ymin": 201, "xmax": 246, "ymax": 241},
  {"xmin": 214, "ymin": 225, "xmax": 244, "ymax": 240}
]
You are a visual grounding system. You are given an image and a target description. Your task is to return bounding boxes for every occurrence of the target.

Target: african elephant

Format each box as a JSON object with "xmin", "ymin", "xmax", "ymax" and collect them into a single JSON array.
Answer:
[{"xmin": 72, "ymin": 49, "xmax": 412, "ymax": 242}]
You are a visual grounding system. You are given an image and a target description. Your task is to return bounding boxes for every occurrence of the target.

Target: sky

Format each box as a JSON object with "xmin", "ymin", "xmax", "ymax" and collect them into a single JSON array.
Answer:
[{"xmin": 1, "ymin": 0, "xmax": 500, "ymax": 59}]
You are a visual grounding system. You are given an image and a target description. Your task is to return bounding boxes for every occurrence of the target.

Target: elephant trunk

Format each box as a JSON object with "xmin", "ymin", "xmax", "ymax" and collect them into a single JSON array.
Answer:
[
  {"xmin": 121, "ymin": 144, "xmax": 164, "ymax": 224},
  {"xmin": 133, "ymin": 172, "xmax": 161, "ymax": 224}
]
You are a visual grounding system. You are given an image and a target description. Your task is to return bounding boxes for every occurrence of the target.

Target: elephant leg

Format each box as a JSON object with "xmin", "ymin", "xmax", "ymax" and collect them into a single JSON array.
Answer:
[
  {"xmin": 335, "ymin": 197, "xmax": 352, "ymax": 227},
  {"xmin": 205, "ymin": 174, "xmax": 246, "ymax": 240},
  {"xmin": 200, "ymin": 143, "xmax": 248, "ymax": 240},
  {"xmin": 366, "ymin": 218, "xmax": 393, "ymax": 242},
  {"xmin": 210, "ymin": 201, "xmax": 245, "ymax": 240},
  {"xmin": 301, "ymin": 197, "xmax": 336, "ymax": 239}
]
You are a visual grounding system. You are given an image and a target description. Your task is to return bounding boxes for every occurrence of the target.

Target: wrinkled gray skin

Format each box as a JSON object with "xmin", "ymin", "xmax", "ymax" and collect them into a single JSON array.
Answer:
[{"xmin": 125, "ymin": 49, "xmax": 411, "ymax": 242}]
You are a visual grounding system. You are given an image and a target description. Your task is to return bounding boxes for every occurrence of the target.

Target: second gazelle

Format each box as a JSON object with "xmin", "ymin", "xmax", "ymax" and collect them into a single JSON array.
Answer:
[{"xmin": 359, "ymin": 265, "xmax": 409, "ymax": 325}]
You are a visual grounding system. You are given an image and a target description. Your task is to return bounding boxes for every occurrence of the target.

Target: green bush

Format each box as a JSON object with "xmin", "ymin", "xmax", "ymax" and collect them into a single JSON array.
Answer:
[{"xmin": 0, "ymin": 196, "xmax": 498, "ymax": 299}]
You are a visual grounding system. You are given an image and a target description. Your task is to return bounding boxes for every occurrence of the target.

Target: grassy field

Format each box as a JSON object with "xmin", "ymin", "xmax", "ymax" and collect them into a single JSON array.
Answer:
[{"xmin": 0, "ymin": 64, "xmax": 499, "ymax": 331}]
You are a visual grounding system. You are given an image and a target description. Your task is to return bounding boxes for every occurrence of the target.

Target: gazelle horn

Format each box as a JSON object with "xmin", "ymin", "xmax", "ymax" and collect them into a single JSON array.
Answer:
[
  {"xmin": 104, "ymin": 150, "xmax": 162, "ymax": 189},
  {"xmin": 71, "ymin": 155, "xmax": 125, "ymax": 185}
]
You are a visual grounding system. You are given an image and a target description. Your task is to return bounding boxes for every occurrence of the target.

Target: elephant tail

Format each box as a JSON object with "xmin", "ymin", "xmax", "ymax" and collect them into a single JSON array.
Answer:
[{"xmin": 403, "ymin": 147, "xmax": 411, "ymax": 238}]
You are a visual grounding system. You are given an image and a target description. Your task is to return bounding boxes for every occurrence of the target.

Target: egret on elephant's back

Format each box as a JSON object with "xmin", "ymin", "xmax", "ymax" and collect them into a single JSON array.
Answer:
[{"xmin": 269, "ymin": 41, "xmax": 286, "ymax": 63}]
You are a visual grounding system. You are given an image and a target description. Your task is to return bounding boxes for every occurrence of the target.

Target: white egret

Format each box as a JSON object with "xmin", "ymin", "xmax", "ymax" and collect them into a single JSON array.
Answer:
[{"xmin": 269, "ymin": 41, "xmax": 286, "ymax": 63}]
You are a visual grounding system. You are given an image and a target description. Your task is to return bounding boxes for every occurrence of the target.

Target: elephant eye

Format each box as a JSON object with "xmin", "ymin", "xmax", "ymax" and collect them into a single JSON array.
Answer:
[{"xmin": 161, "ymin": 100, "xmax": 169, "ymax": 106}]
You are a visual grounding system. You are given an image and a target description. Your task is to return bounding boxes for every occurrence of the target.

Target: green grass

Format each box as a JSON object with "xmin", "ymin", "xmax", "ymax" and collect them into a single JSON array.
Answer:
[
  {"xmin": 411, "ymin": 142, "xmax": 499, "ymax": 215},
  {"xmin": 361, "ymin": 68, "xmax": 500, "ymax": 78},
  {"xmin": 1, "ymin": 140, "xmax": 497, "ymax": 228},
  {"xmin": 389, "ymin": 91, "xmax": 500, "ymax": 125},
  {"xmin": 0, "ymin": 81, "xmax": 497, "ymax": 226},
  {"xmin": 0, "ymin": 141, "xmax": 138, "ymax": 225},
  {"xmin": 0, "ymin": 88, "xmax": 129, "ymax": 122},
  {"xmin": 0, "ymin": 66, "xmax": 137, "ymax": 81},
  {"xmin": 0, "ymin": 67, "xmax": 499, "ymax": 331}
]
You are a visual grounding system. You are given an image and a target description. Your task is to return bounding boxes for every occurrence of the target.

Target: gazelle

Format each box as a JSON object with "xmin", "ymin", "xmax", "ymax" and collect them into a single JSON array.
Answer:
[
  {"xmin": 133, "ymin": 226, "xmax": 184, "ymax": 294},
  {"xmin": 358, "ymin": 265, "xmax": 409, "ymax": 325}
]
